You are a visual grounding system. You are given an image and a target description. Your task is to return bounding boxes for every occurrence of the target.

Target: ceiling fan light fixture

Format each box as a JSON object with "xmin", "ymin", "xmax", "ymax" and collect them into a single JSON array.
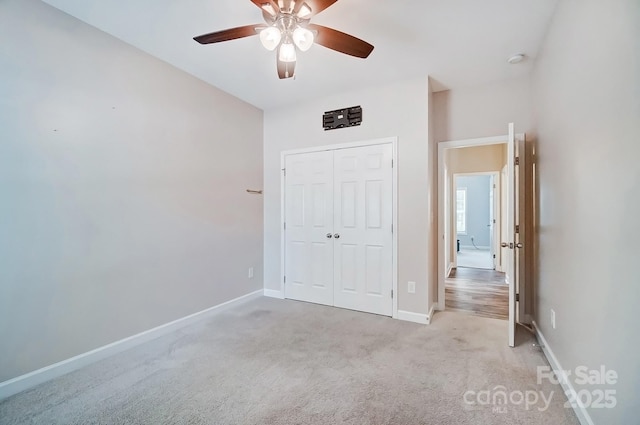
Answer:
[
  {"xmin": 260, "ymin": 26, "xmax": 282, "ymax": 50},
  {"xmin": 278, "ymin": 42, "xmax": 297, "ymax": 62},
  {"xmin": 297, "ymin": 3, "xmax": 312, "ymax": 19},
  {"xmin": 293, "ymin": 26, "xmax": 314, "ymax": 51},
  {"xmin": 260, "ymin": 2, "xmax": 277, "ymax": 17},
  {"xmin": 193, "ymin": 0, "xmax": 374, "ymax": 79}
]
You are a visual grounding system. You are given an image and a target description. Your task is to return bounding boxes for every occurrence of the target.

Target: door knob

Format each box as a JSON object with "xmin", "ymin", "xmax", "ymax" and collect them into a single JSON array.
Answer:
[
  {"xmin": 501, "ymin": 242, "xmax": 508, "ymax": 248},
  {"xmin": 326, "ymin": 233, "xmax": 333, "ymax": 238},
  {"xmin": 516, "ymin": 243, "xmax": 523, "ymax": 249},
  {"xmin": 334, "ymin": 233, "xmax": 340, "ymax": 239}
]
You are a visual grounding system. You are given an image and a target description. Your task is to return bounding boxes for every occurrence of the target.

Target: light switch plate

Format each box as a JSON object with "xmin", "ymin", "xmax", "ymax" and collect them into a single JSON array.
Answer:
[{"xmin": 408, "ymin": 281, "xmax": 416, "ymax": 294}]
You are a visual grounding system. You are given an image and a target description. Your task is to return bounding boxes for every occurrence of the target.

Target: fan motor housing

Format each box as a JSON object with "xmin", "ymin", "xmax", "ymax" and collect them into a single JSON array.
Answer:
[{"xmin": 323, "ymin": 106, "xmax": 362, "ymax": 131}]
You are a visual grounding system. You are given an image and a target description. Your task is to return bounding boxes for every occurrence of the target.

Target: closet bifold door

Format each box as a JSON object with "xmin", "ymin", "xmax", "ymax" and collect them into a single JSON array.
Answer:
[
  {"xmin": 283, "ymin": 150, "xmax": 334, "ymax": 306},
  {"xmin": 333, "ymin": 144, "xmax": 393, "ymax": 316}
]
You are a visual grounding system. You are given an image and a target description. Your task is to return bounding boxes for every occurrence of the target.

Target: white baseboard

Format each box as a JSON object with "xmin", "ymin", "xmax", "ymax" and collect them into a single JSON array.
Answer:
[
  {"xmin": 426, "ymin": 304, "xmax": 436, "ymax": 324},
  {"xmin": 532, "ymin": 321, "xmax": 594, "ymax": 425},
  {"xmin": 0, "ymin": 289, "xmax": 263, "ymax": 401},
  {"xmin": 446, "ymin": 262, "xmax": 454, "ymax": 278},
  {"xmin": 459, "ymin": 245, "xmax": 490, "ymax": 251},
  {"xmin": 263, "ymin": 288, "xmax": 284, "ymax": 299},
  {"xmin": 397, "ymin": 310, "xmax": 429, "ymax": 325}
]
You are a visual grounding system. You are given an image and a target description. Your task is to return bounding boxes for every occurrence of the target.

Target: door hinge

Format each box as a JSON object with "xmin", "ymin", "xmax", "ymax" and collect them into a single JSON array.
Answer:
[
  {"xmin": 391, "ymin": 159, "xmax": 394, "ymax": 168},
  {"xmin": 284, "ymin": 276, "xmax": 286, "ymax": 284},
  {"xmin": 283, "ymin": 168, "xmax": 286, "ymax": 176},
  {"xmin": 515, "ymin": 293, "xmax": 520, "ymax": 302},
  {"xmin": 391, "ymin": 289, "xmax": 393, "ymax": 299},
  {"xmin": 391, "ymin": 223, "xmax": 393, "ymax": 233},
  {"xmin": 493, "ymin": 254, "xmax": 496, "ymax": 259},
  {"xmin": 284, "ymin": 222, "xmax": 286, "ymax": 230},
  {"xmin": 515, "ymin": 225, "xmax": 520, "ymax": 234},
  {"xmin": 515, "ymin": 156, "xmax": 520, "ymax": 166}
]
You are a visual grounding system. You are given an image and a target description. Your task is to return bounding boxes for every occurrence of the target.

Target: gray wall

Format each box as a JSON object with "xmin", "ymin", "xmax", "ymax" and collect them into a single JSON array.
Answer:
[
  {"xmin": 433, "ymin": 77, "xmax": 533, "ymax": 142},
  {"xmin": 0, "ymin": 0, "xmax": 264, "ymax": 382},
  {"xmin": 455, "ymin": 175, "xmax": 491, "ymax": 248},
  {"xmin": 531, "ymin": 0, "xmax": 640, "ymax": 422}
]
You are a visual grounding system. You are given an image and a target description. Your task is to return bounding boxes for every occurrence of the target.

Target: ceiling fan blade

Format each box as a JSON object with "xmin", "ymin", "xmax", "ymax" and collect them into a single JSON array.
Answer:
[
  {"xmin": 193, "ymin": 24, "xmax": 263, "ymax": 44},
  {"xmin": 307, "ymin": 24, "xmax": 374, "ymax": 58},
  {"xmin": 277, "ymin": 57, "xmax": 296, "ymax": 79},
  {"xmin": 302, "ymin": 0, "xmax": 338, "ymax": 17}
]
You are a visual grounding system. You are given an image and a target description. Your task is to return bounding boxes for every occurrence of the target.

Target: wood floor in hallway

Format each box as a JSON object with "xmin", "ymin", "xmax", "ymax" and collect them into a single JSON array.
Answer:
[{"xmin": 445, "ymin": 267, "xmax": 508, "ymax": 320}]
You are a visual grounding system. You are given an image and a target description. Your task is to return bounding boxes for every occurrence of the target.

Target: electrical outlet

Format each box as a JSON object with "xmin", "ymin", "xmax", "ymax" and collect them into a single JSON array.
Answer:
[
  {"xmin": 550, "ymin": 309, "xmax": 556, "ymax": 329},
  {"xmin": 408, "ymin": 281, "xmax": 416, "ymax": 294},
  {"xmin": 248, "ymin": 267, "xmax": 254, "ymax": 279}
]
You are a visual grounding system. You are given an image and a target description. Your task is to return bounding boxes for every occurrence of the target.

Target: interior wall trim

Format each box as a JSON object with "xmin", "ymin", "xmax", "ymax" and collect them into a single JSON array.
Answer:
[
  {"xmin": 397, "ymin": 310, "xmax": 429, "ymax": 325},
  {"xmin": 532, "ymin": 321, "xmax": 594, "ymax": 425},
  {"xmin": 263, "ymin": 288, "xmax": 284, "ymax": 299},
  {"xmin": 0, "ymin": 289, "xmax": 264, "ymax": 401},
  {"xmin": 427, "ymin": 304, "xmax": 436, "ymax": 324}
]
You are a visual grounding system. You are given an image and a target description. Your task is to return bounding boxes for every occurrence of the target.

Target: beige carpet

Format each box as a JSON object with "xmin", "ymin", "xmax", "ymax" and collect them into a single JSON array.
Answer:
[{"xmin": 0, "ymin": 297, "xmax": 578, "ymax": 425}]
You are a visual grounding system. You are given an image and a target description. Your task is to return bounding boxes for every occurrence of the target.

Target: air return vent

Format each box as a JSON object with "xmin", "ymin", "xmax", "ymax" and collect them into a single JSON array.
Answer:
[{"xmin": 323, "ymin": 105, "xmax": 362, "ymax": 131}]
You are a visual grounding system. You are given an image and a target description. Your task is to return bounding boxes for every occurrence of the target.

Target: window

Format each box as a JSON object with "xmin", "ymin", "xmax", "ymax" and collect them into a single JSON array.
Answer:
[{"xmin": 456, "ymin": 187, "xmax": 467, "ymax": 234}]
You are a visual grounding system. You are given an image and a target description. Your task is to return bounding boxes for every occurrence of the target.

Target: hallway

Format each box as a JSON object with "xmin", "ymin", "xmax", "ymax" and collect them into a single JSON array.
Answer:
[
  {"xmin": 456, "ymin": 248, "xmax": 493, "ymax": 269},
  {"xmin": 445, "ymin": 267, "xmax": 508, "ymax": 320}
]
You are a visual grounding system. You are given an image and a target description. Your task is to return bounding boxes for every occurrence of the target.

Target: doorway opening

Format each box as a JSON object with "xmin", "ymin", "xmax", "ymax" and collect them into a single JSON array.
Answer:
[
  {"xmin": 439, "ymin": 137, "xmax": 509, "ymax": 320},
  {"xmin": 447, "ymin": 169, "xmax": 508, "ymax": 320},
  {"xmin": 454, "ymin": 173, "xmax": 498, "ymax": 271},
  {"xmin": 437, "ymin": 126, "xmax": 526, "ymax": 346},
  {"xmin": 444, "ymin": 148, "xmax": 508, "ymax": 321}
]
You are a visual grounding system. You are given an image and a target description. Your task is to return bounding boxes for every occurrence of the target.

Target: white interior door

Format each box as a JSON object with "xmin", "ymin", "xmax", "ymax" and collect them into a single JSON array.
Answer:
[
  {"xmin": 500, "ymin": 167, "xmax": 508, "ymax": 272},
  {"xmin": 283, "ymin": 143, "xmax": 394, "ymax": 317},
  {"xmin": 333, "ymin": 144, "xmax": 393, "ymax": 316},
  {"xmin": 516, "ymin": 133, "xmax": 526, "ymax": 324},
  {"xmin": 505, "ymin": 122, "xmax": 523, "ymax": 347},
  {"xmin": 489, "ymin": 174, "xmax": 496, "ymax": 269},
  {"xmin": 284, "ymin": 151, "xmax": 334, "ymax": 306}
]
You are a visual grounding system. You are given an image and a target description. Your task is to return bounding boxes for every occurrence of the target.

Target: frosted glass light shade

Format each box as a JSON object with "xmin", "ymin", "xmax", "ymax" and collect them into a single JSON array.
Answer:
[
  {"xmin": 278, "ymin": 42, "xmax": 297, "ymax": 62},
  {"xmin": 293, "ymin": 27, "xmax": 314, "ymax": 51},
  {"xmin": 259, "ymin": 27, "xmax": 282, "ymax": 51}
]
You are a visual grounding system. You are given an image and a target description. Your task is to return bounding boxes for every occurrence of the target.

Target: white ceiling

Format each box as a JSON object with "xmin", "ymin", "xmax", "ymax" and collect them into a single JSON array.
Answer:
[{"xmin": 42, "ymin": 0, "xmax": 559, "ymax": 110}]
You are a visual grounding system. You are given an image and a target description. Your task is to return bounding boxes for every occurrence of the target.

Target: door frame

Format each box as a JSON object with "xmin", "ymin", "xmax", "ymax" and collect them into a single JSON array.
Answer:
[
  {"xmin": 437, "ymin": 133, "xmax": 524, "ymax": 311},
  {"xmin": 280, "ymin": 136, "xmax": 399, "ymax": 319}
]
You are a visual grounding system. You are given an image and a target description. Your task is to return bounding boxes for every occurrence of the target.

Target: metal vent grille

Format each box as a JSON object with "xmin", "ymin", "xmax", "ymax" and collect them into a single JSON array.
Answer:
[{"xmin": 323, "ymin": 105, "xmax": 362, "ymax": 131}]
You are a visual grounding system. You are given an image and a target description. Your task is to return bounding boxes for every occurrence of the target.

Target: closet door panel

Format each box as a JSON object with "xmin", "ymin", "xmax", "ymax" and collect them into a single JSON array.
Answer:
[
  {"xmin": 284, "ymin": 151, "xmax": 334, "ymax": 306},
  {"xmin": 333, "ymin": 144, "xmax": 393, "ymax": 316}
]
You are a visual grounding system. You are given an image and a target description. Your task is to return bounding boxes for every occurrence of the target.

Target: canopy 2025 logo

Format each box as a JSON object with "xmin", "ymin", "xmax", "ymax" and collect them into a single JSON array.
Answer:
[{"xmin": 538, "ymin": 365, "xmax": 618, "ymax": 409}]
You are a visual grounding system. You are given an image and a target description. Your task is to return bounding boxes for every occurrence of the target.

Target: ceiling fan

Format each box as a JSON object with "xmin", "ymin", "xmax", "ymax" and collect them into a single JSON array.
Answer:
[{"xmin": 193, "ymin": 0, "xmax": 374, "ymax": 79}]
